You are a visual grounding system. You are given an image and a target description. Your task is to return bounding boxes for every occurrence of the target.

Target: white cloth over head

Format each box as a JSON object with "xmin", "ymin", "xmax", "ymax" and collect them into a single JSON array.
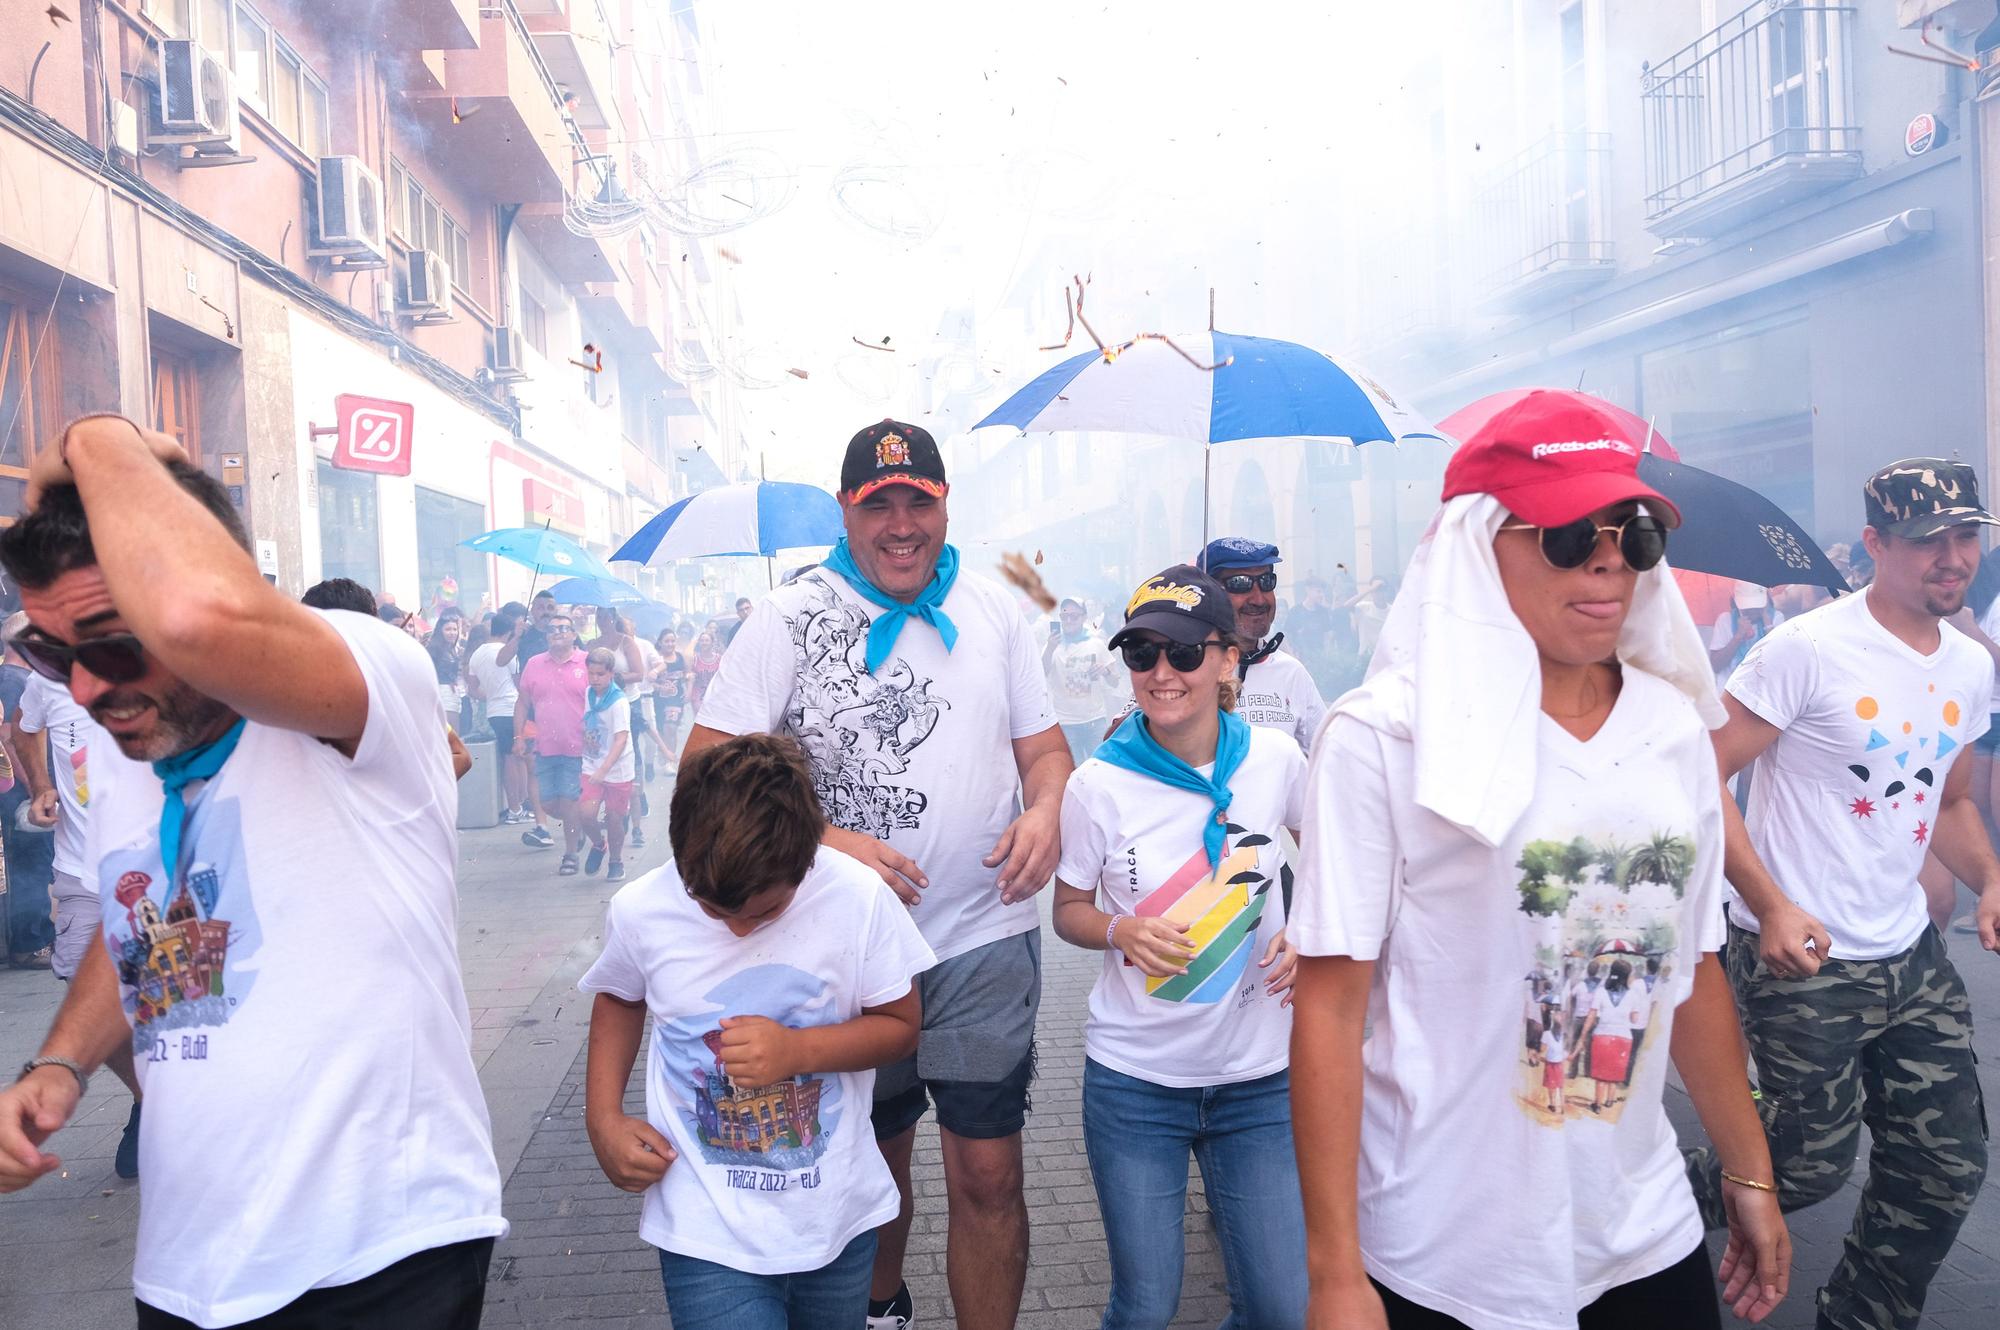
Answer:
[{"xmin": 1335, "ymin": 493, "xmax": 1724, "ymax": 848}]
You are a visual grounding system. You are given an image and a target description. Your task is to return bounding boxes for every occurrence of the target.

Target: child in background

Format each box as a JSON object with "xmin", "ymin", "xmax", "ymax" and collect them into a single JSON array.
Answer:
[
  {"xmin": 579, "ymin": 647, "xmax": 635, "ymax": 881},
  {"xmin": 1540, "ymin": 1010, "xmax": 1568, "ymax": 1117},
  {"xmin": 579, "ymin": 735, "xmax": 933, "ymax": 1330}
]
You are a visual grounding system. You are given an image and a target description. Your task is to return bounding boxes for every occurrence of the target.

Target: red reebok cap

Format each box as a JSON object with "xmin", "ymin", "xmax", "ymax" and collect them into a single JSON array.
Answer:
[{"xmin": 1441, "ymin": 391, "xmax": 1681, "ymax": 528}]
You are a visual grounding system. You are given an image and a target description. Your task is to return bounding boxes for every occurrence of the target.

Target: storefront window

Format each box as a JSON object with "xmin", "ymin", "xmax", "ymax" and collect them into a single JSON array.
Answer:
[
  {"xmin": 416, "ymin": 486, "xmax": 492, "ymax": 612},
  {"xmin": 316, "ymin": 461, "xmax": 381, "ymax": 593},
  {"xmin": 1640, "ymin": 311, "xmax": 1813, "ymax": 532},
  {"xmin": 0, "ymin": 286, "xmax": 60, "ymax": 523},
  {"xmin": 151, "ymin": 347, "xmax": 203, "ymax": 464}
]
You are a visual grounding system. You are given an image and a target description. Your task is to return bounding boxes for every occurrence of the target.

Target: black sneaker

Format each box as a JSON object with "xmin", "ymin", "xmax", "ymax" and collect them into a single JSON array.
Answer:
[
  {"xmin": 629, "ymin": 823, "xmax": 646, "ymax": 847},
  {"xmin": 865, "ymin": 1282, "xmax": 915, "ymax": 1330},
  {"xmin": 115, "ymin": 1102, "xmax": 141, "ymax": 1180},
  {"xmin": 585, "ymin": 842, "xmax": 606, "ymax": 875},
  {"xmin": 521, "ymin": 826, "xmax": 555, "ymax": 849},
  {"xmin": 606, "ymin": 861, "xmax": 626, "ymax": 882}
]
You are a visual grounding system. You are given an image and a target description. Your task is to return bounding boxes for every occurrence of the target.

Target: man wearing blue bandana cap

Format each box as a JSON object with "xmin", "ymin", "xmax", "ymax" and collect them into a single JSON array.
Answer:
[
  {"xmin": 1198, "ymin": 537, "xmax": 1329, "ymax": 754},
  {"xmin": 687, "ymin": 418, "xmax": 1071, "ymax": 1330}
]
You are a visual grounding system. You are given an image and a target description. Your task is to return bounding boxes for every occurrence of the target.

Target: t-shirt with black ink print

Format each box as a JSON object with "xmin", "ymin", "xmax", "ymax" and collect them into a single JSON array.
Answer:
[{"xmin": 698, "ymin": 567, "xmax": 1057, "ymax": 963}]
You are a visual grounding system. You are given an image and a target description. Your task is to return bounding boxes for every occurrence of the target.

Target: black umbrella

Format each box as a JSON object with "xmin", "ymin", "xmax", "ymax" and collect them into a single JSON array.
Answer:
[{"xmin": 1637, "ymin": 454, "xmax": 1847, "ymax": 595}]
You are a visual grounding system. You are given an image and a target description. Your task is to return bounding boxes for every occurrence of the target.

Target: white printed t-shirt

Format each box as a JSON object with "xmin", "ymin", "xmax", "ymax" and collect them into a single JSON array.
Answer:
[
  {"xmin": 1057, "ymin": 725, "xmax": 1304, "ymax": 1087},
  {"xmin": 1290, "ymin": 667, "xmax": 1725, "ymax": 1330},
  {"xmin": 83, "ymin": 611, "xmax": 504, "ymax": 1327},
  {"xmin": 1046, "ymin": 632, "xmax": 1121, "ymax": 725},
  {"xmin": 584, "ymin": 692, "xmax": 636, "ymax": 784},
  {"xmin": 1728, "ymin": 589, "xmax": 1994, "ymax": 959},
  {"xmin": 467, "ymin": 641, "xmax": 517, "ymax": 718},
  {"xmin": 19, "ymin": 672, "xmax": 104, "ymax": 880},
  {"xmin": 1239, "ymin": 646, "xmax": 1327, "ymax": 754},
  {"xmin": 578, "ymin": 848, "xmax": 935, "ymax": 1274},
  {"xmin": 699, "ymin": 566, "xmax": 1058, "ymax": 962}
]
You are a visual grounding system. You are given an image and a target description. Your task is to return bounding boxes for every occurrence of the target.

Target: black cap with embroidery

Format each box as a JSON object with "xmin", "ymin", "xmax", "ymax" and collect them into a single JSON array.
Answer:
[
  {"xmin": 840, "ymin": 420, "xmax": 947, "ymax": 502},
  {"xmin": 1863, "ymin": 458, "xmax": 2000, "ymax": 539},
  {"xmin": 1108, "ymin": 565, "xmax": 1238, "ymax": 649}
]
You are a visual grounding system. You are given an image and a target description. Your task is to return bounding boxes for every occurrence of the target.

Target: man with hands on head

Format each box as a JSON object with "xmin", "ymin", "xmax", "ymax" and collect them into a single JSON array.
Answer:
[
  {"xmin": 0, "ymin": 416, "xmax": 503, "ymax": 1329},
  {"xmin": 1690, "ymin": 459, "xmax": 2000, "ymax": 1330},
  {"xmin": 683, "ymin": 419, "xmax": 1070, "ymax": 1330}
]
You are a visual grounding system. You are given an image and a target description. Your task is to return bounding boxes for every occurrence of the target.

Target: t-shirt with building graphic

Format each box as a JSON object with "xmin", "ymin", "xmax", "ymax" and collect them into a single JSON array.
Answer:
[
  {"xmin": 697, "ymin": 566, "xmax": 1057, "ymax": 963},
  {"xmin": 578, "ymin": 848, "xmax": 935, "ymax": 1275},
  {"xmin": 81, "ymin": 610, "xmax": 505, "ymax": 1327},
  {"xmin": 1290, "ymin": 666, "xmax": 1725, "ymax": 1329},
  {"xmin": 1057, "ymin": 725, "xmax": 1304, "ymax": 1088}
]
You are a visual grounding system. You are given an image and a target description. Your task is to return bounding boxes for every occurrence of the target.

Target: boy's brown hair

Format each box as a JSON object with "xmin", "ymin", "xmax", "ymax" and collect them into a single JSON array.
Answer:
[{"xmin": 669, "ymin": 734, "xmax": 825, "ymax": 910}]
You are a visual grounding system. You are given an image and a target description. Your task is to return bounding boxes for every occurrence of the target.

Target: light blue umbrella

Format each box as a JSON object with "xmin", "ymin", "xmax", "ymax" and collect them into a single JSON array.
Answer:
[
  {"xmin": 612, "ymin": 481, "xmax": 842, "ymax": 565},
  {"xmin": 461, "ymin": 525, "xmax": 617, "ymax": 583},
  {"xmin": 546, "ymin": 575, "xmax": 650, "ymax": 608}
]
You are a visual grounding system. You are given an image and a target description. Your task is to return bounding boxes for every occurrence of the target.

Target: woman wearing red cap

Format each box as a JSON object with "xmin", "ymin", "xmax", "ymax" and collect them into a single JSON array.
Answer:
[{"xmin": 1285, "ymin": 394, "xmax": 1790, "ymax": 1329}]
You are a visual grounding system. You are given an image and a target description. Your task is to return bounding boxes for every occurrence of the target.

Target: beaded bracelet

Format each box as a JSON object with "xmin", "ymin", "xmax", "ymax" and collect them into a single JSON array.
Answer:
[{"xmin": 1105, "ymin": 917, "xmax": 1120, "ymax": 952}]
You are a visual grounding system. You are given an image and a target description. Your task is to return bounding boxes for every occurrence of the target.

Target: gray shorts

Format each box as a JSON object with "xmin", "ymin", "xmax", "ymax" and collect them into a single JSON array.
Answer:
[
  {"xmin": 873, "ymin": 929, "xmax": 1041, "ymax": 1140},
  {"xmin": 49, "ymin": 872, "xmax": 96, "ymax": 981}
]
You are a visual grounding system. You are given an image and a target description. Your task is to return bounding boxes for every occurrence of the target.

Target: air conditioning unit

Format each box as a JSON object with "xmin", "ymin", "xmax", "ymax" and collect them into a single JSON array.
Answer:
[
  {"xmin": 152, "ymin": 40, "xmax": 238, "ymax": 150},
  {"xmin": 489, "ymin": 326, "xmax": 529, "ymax": 381},
  {"xmin": 401, "ymin": 248, "xmax": 454, "ymax": 320},
  {"xmin": 310, "ymin": 157, "xmax": 389, "ymax": 267}
]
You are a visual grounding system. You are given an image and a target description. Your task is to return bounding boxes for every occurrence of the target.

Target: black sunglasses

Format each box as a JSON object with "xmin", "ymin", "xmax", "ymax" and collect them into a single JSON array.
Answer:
[
  {"xmin": 1119, "ymin": 638, "xmax": 1226, "ymax": 673},
  {"xmin": 13, "ymin": 632, "xmax": 149, "ymax": 685},
  {"xmin": 1218, "ymin": 572, "xmax": 1278, "ymax": 594},
  {"xmin": 1499, "ymin": 514, "xmax": 1670, "ymax": 572}
]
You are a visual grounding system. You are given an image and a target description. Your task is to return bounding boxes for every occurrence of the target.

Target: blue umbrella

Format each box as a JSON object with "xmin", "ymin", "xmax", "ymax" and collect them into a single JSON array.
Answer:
[
  {"xmin": 546, "ymin": 575, "xmax": 650, "ymax": 608},
  {"xmin": 974, "ymin": 330, "xmax": 1442, "ymax": 445},
  {"xmin": 462, "ymin": 525, "xmax": 617, "ymax": 582},
  {"xmin": 612, "ymin": 481, "xmax": 842, "ymax": 565}
]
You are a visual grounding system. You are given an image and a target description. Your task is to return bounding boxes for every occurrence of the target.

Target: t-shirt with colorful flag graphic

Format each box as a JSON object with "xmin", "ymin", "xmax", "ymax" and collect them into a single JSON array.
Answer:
[
  {"xmin": 1729, "ymin": 589, "xmax": 1994, "ymax": 959},
  {"xmin": 1057, "ymin": 725, "xmax": 1304, "ymax": 1088}
]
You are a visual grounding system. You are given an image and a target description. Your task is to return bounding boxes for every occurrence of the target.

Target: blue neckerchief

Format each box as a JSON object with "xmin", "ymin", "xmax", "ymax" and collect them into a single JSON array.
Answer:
[
  {"xmin": 822, "ymin": 538, "xmax": 960, "ymax": 673},
  {"xmin": 152, "ymin": 718, "xmax": 247, "ymax": 885},
  {"xmin": 1095, "ymin": 709, "xmax": 1251, "ymax": 870},
  {"xmin": 586, "ymin": 682, "xmax": 626, "ymax": 717}
]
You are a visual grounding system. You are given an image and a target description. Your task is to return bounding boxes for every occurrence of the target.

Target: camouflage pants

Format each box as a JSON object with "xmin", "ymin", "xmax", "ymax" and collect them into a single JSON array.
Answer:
[{"xmin": 1686, "ymin": 921, "xmax": 1988, "ymax": 1330}]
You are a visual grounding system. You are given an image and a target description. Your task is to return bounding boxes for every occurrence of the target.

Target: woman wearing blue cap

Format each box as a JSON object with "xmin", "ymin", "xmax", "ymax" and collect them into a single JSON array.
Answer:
[{"xmin": 1052, "ymin": 564, "xmax": 1309, "ymax": 1329}]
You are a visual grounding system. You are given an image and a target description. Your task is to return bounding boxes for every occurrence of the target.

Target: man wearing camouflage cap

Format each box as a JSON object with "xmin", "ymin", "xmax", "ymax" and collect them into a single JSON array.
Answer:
[{"xmin": 1690, "ymin": 458, "xmax": 2000, "ymax": 1330}]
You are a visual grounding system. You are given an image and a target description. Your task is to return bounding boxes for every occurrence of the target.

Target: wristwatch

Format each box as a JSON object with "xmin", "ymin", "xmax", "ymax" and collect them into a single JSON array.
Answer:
[{"xmin": 18, "ymin": 1056, "xmax": 88, "ymax": 1097}]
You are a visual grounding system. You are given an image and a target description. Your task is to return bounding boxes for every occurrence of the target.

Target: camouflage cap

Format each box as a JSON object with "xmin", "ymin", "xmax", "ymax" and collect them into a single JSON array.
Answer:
[{"xmin": 1863, "ymin": 458, "xmax": 2000, "ymax": 539}]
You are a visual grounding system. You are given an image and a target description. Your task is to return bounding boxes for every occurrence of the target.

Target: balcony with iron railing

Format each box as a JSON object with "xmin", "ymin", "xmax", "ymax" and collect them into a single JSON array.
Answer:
[
  {"xmin": 1474, "ymin": 130, "xmax": 1615, "ymax": 311},
  {"xmin": 1641, "ymin": 0, "xmax": 1862, "ymax": 237}
]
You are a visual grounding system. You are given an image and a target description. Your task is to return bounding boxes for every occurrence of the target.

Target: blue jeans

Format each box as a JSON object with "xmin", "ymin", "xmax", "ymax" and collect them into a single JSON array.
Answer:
[
  {"xmin": 657, "ymin": 1229, "xmax": 876, "ymax": 1330},
  {"xmin": 1083, "ymin": 1059, "xmax": 1308, "ymax": 1329}
]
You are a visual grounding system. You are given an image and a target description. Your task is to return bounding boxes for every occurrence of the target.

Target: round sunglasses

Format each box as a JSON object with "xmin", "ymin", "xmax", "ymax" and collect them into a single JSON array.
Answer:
[
  {"xmin": 12, "ymin": 631, "xmax": 149, "ymax": 685},
  {"xmin": 1499, "ymin": 513, "xmax": 1669, "ymax": 572},
  {"xmin": 1218, "ymin": 572, "xmax": 1278, "ymax": 594},
  {"xmin": 1119, "ymin": 638, "xmax": 1227, "ymax": 673}
]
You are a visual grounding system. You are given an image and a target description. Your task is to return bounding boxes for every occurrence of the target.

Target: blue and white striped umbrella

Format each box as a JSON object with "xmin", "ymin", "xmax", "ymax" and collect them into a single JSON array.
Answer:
[
  {"xmin": 612, "ymin": 481, "xmax": 843, "ymax": 567},
  {"xmin": 974, "ymin": 330, "xmax": 1442, "ymax": 445}
]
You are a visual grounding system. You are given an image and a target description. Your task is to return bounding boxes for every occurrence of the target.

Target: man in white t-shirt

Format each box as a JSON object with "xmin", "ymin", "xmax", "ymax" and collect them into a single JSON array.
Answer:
[
  {"xmin": 1697, "ymin": 458, "xmax": 2000, "ymax": 1330},
  {"xmin": 0, "ymin": 417, "xmax": 504, "ymax": 1328},
  {"xmin": 468, "ymin": 607, "xmax": 529, "ymax": 822},
  {"xmin": 1707, "ymin": 581, "xmax": 1784, "ymax": 681},
  {"xmin": 1197, "ymin": 537, "xmax": 1328, "ymax": 753},
  {"xmin": 1042, "ymin": 597, "xmax": 1120, "ymax": 764},
  {"xmin": 687, "ymin": 419, "xmax": 1070, "ymax": 1330},
  {"xmin": 13, "ymin": 670, "xmax": 145, "ymax": 1178}
]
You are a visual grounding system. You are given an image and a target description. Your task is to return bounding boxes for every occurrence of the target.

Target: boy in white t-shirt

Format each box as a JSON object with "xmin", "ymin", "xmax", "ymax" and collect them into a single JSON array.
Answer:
[
  {"xmin": 579, "ymin": 648, "xmax": 636, "ymax": 881},
  {"xmin": 580, "ymin": 734, "xmax": 934, "ymax": 1330}
]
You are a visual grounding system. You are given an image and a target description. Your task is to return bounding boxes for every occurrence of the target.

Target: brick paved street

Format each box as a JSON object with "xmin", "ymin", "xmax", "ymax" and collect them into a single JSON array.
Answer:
[{"xmin": 4, "ymin": 794, "xmax": 2000, "ymax": 1328}]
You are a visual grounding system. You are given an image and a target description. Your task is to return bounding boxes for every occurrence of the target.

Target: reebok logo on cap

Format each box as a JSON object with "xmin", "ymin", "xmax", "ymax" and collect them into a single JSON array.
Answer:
[{"xmin": 1529, "ymin": 439, "xmax": 1635, "ymax": 461}]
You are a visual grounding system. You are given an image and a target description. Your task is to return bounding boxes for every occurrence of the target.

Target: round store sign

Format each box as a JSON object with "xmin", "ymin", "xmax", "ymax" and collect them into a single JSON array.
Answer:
[{"xmin": 1906, "ymin": 113, "xmax": 1938, "ymax": 157}]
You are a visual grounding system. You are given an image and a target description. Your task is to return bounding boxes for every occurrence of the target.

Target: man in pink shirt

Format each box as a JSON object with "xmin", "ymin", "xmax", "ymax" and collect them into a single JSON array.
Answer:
[{"xmin": 515, "ymin": 613, "xmax": 591, "ymax": 875}]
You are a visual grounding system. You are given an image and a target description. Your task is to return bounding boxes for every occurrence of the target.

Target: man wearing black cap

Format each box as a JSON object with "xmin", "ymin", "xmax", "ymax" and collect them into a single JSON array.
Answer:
[
  {"xmin": 1198, "ymin": 537, "xmax": 1327, "ymax": 753},
  {"xmin": 686, "ymin": 420, "xmax": 1072, "ymax": 1330},
  {"xmin": 1693, "ymin": 458, "xmax": 2000, "ymax": 1330}
]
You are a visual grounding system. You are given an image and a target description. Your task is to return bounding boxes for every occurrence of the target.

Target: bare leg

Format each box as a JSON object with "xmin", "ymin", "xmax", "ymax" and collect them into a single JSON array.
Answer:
[
  {"xmin": 870, "ymin": 1125, "xmax": 917, "ymax": 1302},
  {"xmin": 605, "ymin": 798, "xmax": 627, "ymax": 862},
  {"xmin": 939, "ymin": 1129, "xmax": 1028, "ymax": 1330}
]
